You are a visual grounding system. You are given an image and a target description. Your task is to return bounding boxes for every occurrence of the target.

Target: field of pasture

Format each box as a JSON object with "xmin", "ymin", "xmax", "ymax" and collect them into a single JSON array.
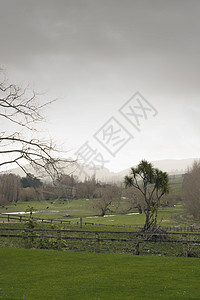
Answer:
[
  {"xmin": 1, "ymin": 175, "xmax": 200, "ymax": 299},
  {"xmin": 0, "ymin": 199, "xmax": 185, "ymax": 228},
  {"xmin": 1, "ymin": 247, "xmax": 200, "ymax": 299},
  {"xmin": 0, "ymin": 173, "xmax": 186, "ymax": 227}
]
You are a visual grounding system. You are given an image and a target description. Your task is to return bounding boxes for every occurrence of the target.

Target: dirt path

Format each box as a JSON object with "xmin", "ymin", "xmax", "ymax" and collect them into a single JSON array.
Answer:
[{"xmin": 172, "ymin": 213, "xmax": 200, "ymax": 228}]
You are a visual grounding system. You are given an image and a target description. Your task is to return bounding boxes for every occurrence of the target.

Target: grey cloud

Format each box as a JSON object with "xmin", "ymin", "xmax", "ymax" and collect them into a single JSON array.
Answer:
[{"xmin": 1, "ymin": 0, "xmax": 200, "ymax": 64}]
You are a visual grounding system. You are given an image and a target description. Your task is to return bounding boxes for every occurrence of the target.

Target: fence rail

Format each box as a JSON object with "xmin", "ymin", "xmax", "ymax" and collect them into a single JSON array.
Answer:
[
  {"xmin": 1, "ymin": 213, "xmax": 200, "ymax": 232},
  {"xmin": 0, "ymin": 213, "xmax": 78, "ymax": 225},
  {"xmin": 1, "ymin": 227, "xmax": 200, "ymax": 256}
]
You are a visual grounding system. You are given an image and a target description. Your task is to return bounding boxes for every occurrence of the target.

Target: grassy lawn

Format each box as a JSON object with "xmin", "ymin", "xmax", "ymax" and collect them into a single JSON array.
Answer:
[
  {"xmin": 63, "ymin": 203, "xmax": 185, "ymax": 228},
  {"xmin": 0, "ymin": 171, "xmax": 192, "ymax": 229},
  {"xmin": 0, "ymin": 199, "xmax": 186, "ymax": 228},
  {"xmin": 0, "ymin": 173, "xmax": 186, "ymax": 228},
  {"xmin": 0, "ymin": 247, "xmax": 200, "ymax": 299},
  {"xmin": 0, "ymin": 199, "xmax": 93, "ymax": 218}
]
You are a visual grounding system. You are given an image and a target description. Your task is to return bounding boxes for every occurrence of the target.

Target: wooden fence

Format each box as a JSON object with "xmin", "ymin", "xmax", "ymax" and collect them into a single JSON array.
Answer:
[
  {"xmin": 1, "ymin": 227, "xmax": 200, "ymax": 256},
  {"xmin": 1, "ymin": 213, "xmax": 200, "ymax": 232},
  {"xmin": 0, "ymin": 213, "xmax": 78, "ymax": 225}
]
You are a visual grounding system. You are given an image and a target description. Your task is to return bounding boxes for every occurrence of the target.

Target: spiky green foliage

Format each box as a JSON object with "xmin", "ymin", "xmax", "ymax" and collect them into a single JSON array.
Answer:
[{"xmin": 125, "ymin": 160, "xmax": 169, "ymax": 231}]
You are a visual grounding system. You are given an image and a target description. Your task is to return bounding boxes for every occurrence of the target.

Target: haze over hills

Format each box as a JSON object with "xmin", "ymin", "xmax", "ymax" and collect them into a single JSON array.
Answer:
[
  {"xmin": 118, "ymin": 158, "xmax": 199, "ymax": 178},
  {"xmin": 2, "ymin": 158, "xmax": 198, "ymax": 183}
]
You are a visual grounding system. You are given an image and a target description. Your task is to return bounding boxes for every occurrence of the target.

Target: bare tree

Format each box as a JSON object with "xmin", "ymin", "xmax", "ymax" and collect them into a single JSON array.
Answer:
[
  {"xmin": 160, "ymin": 193, "xmax": 181, "ymax": 207},
  {"xmin": 122, "ymin": 186, "xmax": 144, "ymax": 213},
  {"xmin": 0, "ymin": 174, "xmax": 21, "ymax": 205},
  {"xmin": 75, "ymin": 176, "xmax": 97, "ymax": 199},
  {"xmin": 0, "ymin": 70, "xmax": 72, "ymax": 180},
  {"xmin": 91, "ymin": 185, "xmax": 120, "ymax": 216},
  {"xmin": 183, "ymin": 160, "xmax": 200, "ymax": 219},
  {"xmin": 55, "ymin": 174, "xmax": 76, "ymax": 200},
  {"xmin": 20, "ymin": 186, "xmax": 43, "ymax": 202}
]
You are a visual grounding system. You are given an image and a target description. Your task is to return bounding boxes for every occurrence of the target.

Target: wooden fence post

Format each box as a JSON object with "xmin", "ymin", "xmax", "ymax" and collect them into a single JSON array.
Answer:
[
  {"xmin": 95, "ymin": 233, "xmax": 100, "ymax": 253},
  {"xmin": 80, "ymin": 217, "xmax": 82, "ymax": 229},
  {"xmin": 183, "ymin": 243, "xmax": 188, "ymax": 257},
  {"xmin": 57, "ymin": 231, "xmax": 61, "ymax": 251},
  {"xmin": 134, "ymin": 242, "xmax": 140, "ymax": 255},
  {"xmin": 24, "ymin": 230, "xmax": 29, "ymax": 249}
]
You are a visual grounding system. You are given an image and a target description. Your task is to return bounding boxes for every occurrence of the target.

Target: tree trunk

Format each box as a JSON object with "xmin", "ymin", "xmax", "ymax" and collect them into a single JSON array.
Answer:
[{"xmin": 144, "ymin": 210, "xmax": 150, "ymax": 231}]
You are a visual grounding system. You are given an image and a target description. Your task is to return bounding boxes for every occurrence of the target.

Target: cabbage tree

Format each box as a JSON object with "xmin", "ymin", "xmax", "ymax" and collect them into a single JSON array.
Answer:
[{"xmin": 125, "ymin": 160, "xmax": 169, "ymax": 231}]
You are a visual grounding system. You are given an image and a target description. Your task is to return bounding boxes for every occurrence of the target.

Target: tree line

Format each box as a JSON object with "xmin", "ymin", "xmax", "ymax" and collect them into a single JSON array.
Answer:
[
  {"xmin": 0, "ymin": 170, "xmax": 180, "ymax": 217},
  {"xmin": 183, "ymin": 160, "xmax": 200, "ymax": 220},
  {"xmin": 1, "ymin": 159, "xmax": 199, "ymax": 233}
]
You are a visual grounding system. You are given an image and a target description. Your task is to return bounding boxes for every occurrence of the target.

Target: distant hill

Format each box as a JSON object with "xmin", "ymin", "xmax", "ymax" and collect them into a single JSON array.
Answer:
[
  {"xmin": 118, "ymin": 158, "xmax": 199, "ymax": 178},
  {"xmin": 2, "ymin": 158, "xmax": 198, "ymax": 183},
  {"xmin": 1, "ymin": 162, "xmax": 122, "ymax": 183}
]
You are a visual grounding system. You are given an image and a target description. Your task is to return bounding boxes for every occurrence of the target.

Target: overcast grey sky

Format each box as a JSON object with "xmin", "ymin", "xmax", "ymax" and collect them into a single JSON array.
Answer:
[{"xmin": 1, "ymin": 0, "xmax": 200, "ymax": 172}]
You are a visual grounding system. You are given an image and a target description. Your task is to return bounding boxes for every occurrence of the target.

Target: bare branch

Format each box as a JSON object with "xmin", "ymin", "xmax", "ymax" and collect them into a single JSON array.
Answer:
[{"xmin": 0, "ymin": 70, "xmax": 74, "ymax": 181}]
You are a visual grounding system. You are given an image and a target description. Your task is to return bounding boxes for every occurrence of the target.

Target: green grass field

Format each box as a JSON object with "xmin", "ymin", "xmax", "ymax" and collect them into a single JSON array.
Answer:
[
  {"xmin": 0, "ymin": 199, "xmax": 186, "ymax": 228},
  {"xmin": 0, "ymin": 247, "xmax": 200, "ymax": 300},
  {"xmin": 0, "ymin": 173, "xmax": 186, "ymax": 226},
  {"xmin": 0, "ymin": 177, "xmax": 199, "ymax": 299}
]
